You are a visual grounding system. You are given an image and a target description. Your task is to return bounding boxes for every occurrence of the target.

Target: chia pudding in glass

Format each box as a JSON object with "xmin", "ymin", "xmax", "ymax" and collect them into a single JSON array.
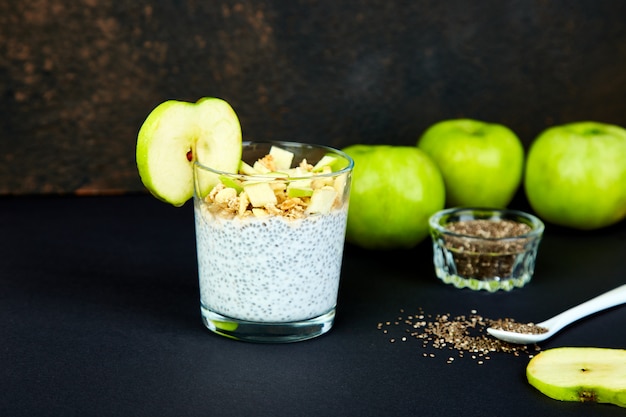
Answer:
[{"xmin": 193, "ymin": 141, "xmax": 353, "ymax": 342}]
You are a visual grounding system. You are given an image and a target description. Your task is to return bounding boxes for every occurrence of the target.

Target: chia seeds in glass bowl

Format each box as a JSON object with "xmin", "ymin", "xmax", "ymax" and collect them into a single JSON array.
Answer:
[{"xmin": 429, "ymin": 207, "xmax": 545, "ymax": 292}]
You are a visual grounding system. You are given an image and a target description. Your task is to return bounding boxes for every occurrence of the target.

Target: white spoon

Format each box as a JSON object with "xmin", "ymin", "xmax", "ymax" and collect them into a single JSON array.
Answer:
[{"xmin": 487, "ymin": 284, "xmax": 626, "ymax": 344}]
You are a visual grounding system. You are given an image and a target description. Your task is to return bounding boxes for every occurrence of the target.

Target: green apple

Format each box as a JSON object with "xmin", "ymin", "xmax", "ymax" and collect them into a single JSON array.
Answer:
[
  {"xmin": 342, "ymin": 145, "xmax": 445, "ymax": 250},
  {"xmin": 136, "ymin": 97, "xmax": 242, "ymax": 206},
  {"xmin": 524, "ymin": 121, "xmax": 626, "ymax": 230},
  {"xmin": 527, "ymin": 347, "xmax": 626, "ymax": 407},
  {"xmin": 417, "ymin": 119, "xmax": 524, "ymax": 208}
]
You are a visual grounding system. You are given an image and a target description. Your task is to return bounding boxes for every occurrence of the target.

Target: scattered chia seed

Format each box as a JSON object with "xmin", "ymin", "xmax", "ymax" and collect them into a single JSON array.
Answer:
[{"xmin": 377, "ymin": 308, "xmax": 541, "ymax": 364}]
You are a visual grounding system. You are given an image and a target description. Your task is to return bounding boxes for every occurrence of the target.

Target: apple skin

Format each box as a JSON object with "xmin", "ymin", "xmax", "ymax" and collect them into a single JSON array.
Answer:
[
  {"xmin": 342, "ymin": 145, "xmax": 445, "ymax": 250},
  {"xmin": 417, "ymin": 119, "xmax": 524, "ymax": 208},
  {"xmin": 524, "ymin": 121, "xmax": 626, "ymax": 230},
  {"xmin": 136, "ymin": 97, "xmax": 242, "ymax": 206}
]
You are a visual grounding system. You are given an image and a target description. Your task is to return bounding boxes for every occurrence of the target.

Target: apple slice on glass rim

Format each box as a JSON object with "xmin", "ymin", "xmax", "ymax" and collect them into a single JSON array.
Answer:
[{"xmin": 136, "ymin": 97, "xmax": 242, "ymax": 206}]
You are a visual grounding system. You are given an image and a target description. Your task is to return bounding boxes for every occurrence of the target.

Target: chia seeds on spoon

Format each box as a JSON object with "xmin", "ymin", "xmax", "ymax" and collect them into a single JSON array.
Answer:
[{"xmin": 489, "ymin": 318, "xmax": 548, "ymax": 335}]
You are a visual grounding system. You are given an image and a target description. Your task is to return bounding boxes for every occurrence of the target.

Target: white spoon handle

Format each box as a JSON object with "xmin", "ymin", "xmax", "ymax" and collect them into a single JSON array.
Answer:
[{"xmin": 539, "ymin": 284, "xmax": 626, "ymax": 333}]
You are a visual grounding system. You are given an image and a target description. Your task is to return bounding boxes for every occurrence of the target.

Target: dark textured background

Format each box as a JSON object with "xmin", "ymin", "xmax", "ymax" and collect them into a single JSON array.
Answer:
[{"xmin": 1, "ymin": 0, "xmax": 625, "ymax": 195}]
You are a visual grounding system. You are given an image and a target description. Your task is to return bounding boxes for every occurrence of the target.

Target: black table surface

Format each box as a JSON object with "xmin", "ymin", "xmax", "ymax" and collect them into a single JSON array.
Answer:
[{"xmin": 1, "ymin": 194, "xmax": 625, "ymax": 417}]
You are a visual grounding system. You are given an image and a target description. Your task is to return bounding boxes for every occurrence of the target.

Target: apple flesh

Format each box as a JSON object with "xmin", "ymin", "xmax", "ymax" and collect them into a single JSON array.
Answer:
[
  {"xmin": 306, "ymin": 186, "xmax": 338, "ymax": 214},
  {"xmin": 136, "ymin": 97, "xmax": 242, "ymax": 206},
  {"xmin": 417, "ymin": 119, "xmax": 524, "ymax": 208},
  {"xmin": 287, "ymin": 178, "xmax": 314, "ymax": 198},
  {"xmin": 524, "ymin": 121, "xmax": 626, "ymax": 230},
  {"xmin": 527, "ymin": 347, "xmax": 626, "ymax": 407},
  {"xmin": 313, "ymin": 154, "xmax": 350, "ymax": 172},
  {"xmin": 242, "ymin": 181, "xmax": 278, "ymax": 207},
  {"xmin": 269, "ymin": 145, "xmax": 294, "ymax": 170}
]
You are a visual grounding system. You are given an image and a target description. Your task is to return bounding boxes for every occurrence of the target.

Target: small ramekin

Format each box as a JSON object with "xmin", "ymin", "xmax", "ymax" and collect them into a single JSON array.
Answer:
[{"xmin": 429, "ymin": 207, "xmax": 545, "ymax": 292}]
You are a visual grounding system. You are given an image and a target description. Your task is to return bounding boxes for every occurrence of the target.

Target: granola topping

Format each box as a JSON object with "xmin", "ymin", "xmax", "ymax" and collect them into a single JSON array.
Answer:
[
  {"xmin": 206, "ymin": 182, "xmax": 312, "ymax": 219},
  {"xmin": 203, "ymin": 149, "xmax": 347, "ymax": 220}
]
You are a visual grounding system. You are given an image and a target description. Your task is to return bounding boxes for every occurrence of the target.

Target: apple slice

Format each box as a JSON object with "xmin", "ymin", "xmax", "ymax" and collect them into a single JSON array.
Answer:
[
  {"xmin": 527, "ymin": 347, "xmax": 626, "ymax": 407},
  {"xmin": 136, "ymin": 97, "xmax": 242, "ymax": 206}
]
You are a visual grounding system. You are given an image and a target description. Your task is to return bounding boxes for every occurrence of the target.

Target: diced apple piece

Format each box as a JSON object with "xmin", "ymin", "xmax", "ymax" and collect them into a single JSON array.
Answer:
[
  {"xmin": 219, "ymin": 175, "xmax": 243, "ymax": 193},
  {"xmin": 313, "ymin": 153, "xmax": 350, "ymax": 172},
  {"xmin": 243, "ymin": 182, "xmax": 277, "ymax": 207},
  {"xmin": 333, "ymin": 172, "xmax": 348, "ymax": 197},
  {"xmin": 269, "ymin": 180, "xmax": 287, "ymax": 191},
  {"xmin": 287, "ymin": 178, "xmax": 313, "ymax": 198},
  {"xmin": 306, "ymin": 186, "xmax": 338, "ymax": 214},
  {"xmin": 288, "ymin": 178, "xmax": 312, "ymax": 188},
  {"xmin": 252, "ymin": 208, "xmax": 269, "ymax": 217},
  {"xmin": 287, "ymin": 187, "xmax": 314, "ymax": 198},
  {"xmin": 289, "ymin": 166, "xmax": 313, "ymax": 178},
  {"xmin": 288, "ymin": 188, "xmax": 314, "ymax": 198},
  {"xmin": 312, "ymin": 154, "xmax": 338, "ymax": 172},
  {"xmin": 269, "ymin": 146, "xmax": 295, "ymax": 170},
  {"xmin": 239, "ymin": 161, "xmax": 258, "ymax": 175},
  {"xmin": 312, "ymin": 175, "xmax": 334, "ymax": 188},
  {"xmin": 253, "ymin": 160, "xmax": 272, "ymax": 174}
]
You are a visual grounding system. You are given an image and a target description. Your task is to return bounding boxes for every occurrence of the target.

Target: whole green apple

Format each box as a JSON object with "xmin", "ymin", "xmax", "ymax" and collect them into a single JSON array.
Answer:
[
  {"xmin": 524, "ymin": 121, "xmax": 626, "ymax": 230},
  {"xmin": 417, "ymin": 119, "xmax": 524, "ymax": 208},
  {"xmin": 342, "ymin": 145, "xmax": 445, "ymax": 250}
]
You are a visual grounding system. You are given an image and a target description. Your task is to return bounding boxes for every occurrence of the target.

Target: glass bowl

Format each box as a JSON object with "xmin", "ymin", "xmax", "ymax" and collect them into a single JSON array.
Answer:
[{"xmin": 428, "ymin": 207, "xmax": 545, "ymax": 292}]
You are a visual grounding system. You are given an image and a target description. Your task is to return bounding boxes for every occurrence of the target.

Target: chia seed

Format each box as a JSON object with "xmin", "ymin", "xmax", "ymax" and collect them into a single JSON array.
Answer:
[
  {"xmin": 377, "ymin": 308, "xmax": 541, "ymax": 364},
  {"xmin": 489, "ymin": 318, "xmax": 548, "ymax": 334},
  {"xmin": 442, "ymin": 219, "xmax": 533, "ymax": 279}
]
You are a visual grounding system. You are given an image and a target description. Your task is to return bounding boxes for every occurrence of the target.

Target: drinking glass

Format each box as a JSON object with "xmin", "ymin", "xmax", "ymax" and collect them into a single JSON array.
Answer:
[{"xmin": 193, "ymin": 141, "xmax": 353, "ymax": 342}]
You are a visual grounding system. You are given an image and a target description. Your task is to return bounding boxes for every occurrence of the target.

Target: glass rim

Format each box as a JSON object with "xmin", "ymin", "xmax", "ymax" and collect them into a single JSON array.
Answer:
[
  {"xmin": 429, "ymin": 207, "xmax": 545, "ymax": 241},
  {"xmin": 193, "ymin": 140, "xmax": 354, "ymax": 180}
]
